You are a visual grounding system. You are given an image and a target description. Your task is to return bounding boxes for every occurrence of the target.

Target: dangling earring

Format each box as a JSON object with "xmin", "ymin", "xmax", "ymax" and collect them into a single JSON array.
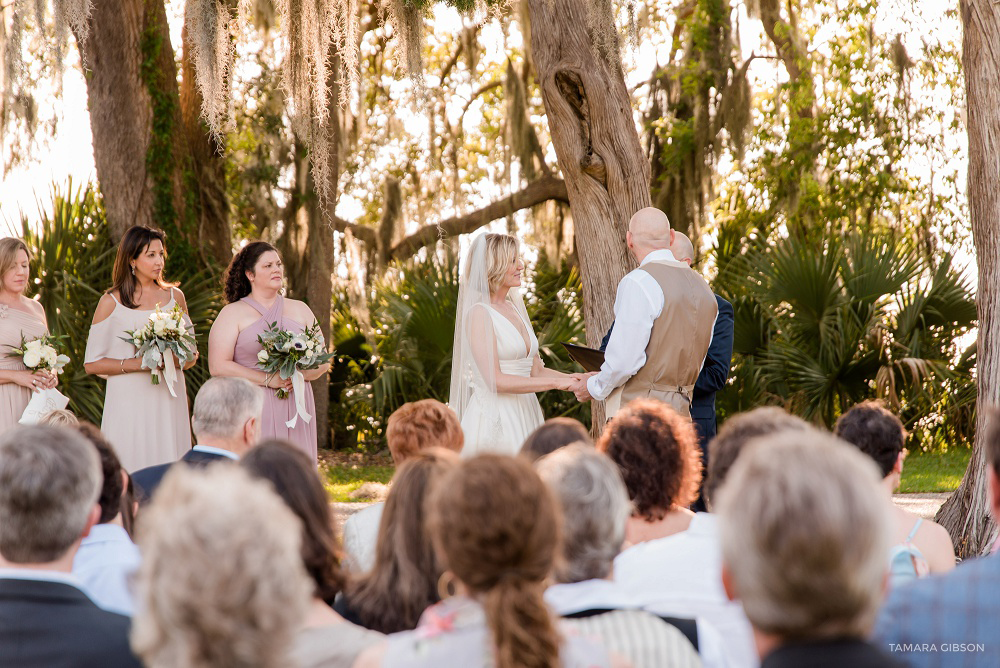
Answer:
[
  {"xmin": 437, "ymin": 571, "xmax": 458, "ymax": 600},
  {"xmin": 131, "ymin": 265, "xmax": 135, "ymax": 276}
]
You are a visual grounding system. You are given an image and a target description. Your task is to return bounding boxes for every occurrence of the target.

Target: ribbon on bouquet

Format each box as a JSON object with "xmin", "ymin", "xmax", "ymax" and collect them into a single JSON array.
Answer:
[
  {"xmin": 285, "ymin": 369, "xmax": 313, "ymax": 429},
  {"xmin": 150, "ymin": 348, "xmax": 180, "ymax": 399}
]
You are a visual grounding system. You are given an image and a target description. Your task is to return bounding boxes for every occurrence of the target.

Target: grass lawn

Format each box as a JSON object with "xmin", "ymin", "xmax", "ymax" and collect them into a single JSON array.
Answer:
[
  {"xmin": 899, "ymin": 447, "xmax": 971, "ymax": 494},
  {"xmin": 320, "ymin": 450, "xmax": 394, "ymax": 502}
]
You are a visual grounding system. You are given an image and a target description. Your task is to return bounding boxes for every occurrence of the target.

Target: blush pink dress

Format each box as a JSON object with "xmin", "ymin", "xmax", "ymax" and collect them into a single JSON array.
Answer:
[
  {"xmin": 233, "ymin": 295, "xmax": 317, "ymax": 463},
  {"xmin": 84, "ymin": 290, "xmax": 192, "ymax": 472},
  {"xmin": 0, "ymin": 306, "xmax": 48, "ymax": 434}
]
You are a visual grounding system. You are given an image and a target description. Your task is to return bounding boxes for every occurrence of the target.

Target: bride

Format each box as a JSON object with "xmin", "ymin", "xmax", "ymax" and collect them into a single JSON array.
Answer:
[{"xmin": 449, "ymin": 233, "xmax": 580, "ymax": 456}]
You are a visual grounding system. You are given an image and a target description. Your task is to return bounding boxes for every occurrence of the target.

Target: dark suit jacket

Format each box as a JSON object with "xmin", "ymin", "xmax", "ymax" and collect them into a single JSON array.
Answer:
[
  {"xmin": 132, "ymin": 448, "xmax": 234, "ymax": 505},
  {"xmin": 762, "ymin": 637, "xmax": 905, "ymax": 668},
  {"xmin": 599, "ymin": 294, "xmax": 734, "ymax": 424},
  {"xmin": 0, "ymin": 577, "xmax": 142, "ymax": 667}
]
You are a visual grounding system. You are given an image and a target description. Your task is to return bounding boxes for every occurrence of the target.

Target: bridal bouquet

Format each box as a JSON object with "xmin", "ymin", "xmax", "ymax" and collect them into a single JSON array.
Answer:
[
  {"xmin": 10, "ymin": 334, "xmax": 71, "ymax": 424},
  {"xmin": 256, "ymin": 321, "xmax": 333, "ymax": 427},
  {"xmin": 121, "ymin": 303, "xmax": 197, "ymax": 398}
]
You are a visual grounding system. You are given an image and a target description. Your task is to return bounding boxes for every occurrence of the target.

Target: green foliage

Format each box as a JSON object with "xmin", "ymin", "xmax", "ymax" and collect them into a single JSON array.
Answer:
[
  {"xmin": 331, "ymin": 250, "xmax": 587, "ymax": 450},
  {"xmin": 899, "ymin": 446, "xmax": 971, "ymax": 494},
  {"xmin": 324, "ymin": 463, "xmax": 395, "ymax": 502},
  {"xmin": 20, "ymin": 181, "xmax": 222, "ymax": 424}
]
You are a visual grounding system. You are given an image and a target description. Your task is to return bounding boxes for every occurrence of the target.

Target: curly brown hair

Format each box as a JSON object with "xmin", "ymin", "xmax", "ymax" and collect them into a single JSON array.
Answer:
[
  {"xmin": 596, "ymin": 399, "xmax": 702, "ymax": 520},
  {"xmin": 223, "ymin": 241, "xmax": 278, "ymax": 303}
]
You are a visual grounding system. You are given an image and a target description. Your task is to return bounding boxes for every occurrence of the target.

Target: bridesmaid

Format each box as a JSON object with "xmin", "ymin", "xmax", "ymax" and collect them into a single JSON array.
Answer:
[
  {"xmin": 0, "ymin": 238, "xmax": 57, "ymax": 433},
  {"xmin": 208, "ymin": 242, "xmax": 330, "ymax": 463},
  {"xmin": 84, "ymin": 226, "xmax": 198, "ymax": 472}
]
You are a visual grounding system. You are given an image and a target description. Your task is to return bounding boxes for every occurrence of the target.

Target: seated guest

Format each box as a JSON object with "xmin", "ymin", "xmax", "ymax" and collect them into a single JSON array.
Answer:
[
  {"xmin": 716, "ymin": 430, "xmax": 902, "ymax": 667},
  {"xmin": 342, "ymin": 399, "xmax": 463, "ymax": 573},
  {"xmin": 520, "ymin": 416, "xmax": 593, "ymax": 461},
  {"xmin": 132, "ymin": 465, "xmax": 312, "ymax": 668},
  {"xmin": 354, "ymin": 454, "xmax": 626, "ymax": 668},
  {"xmin": 615, "ymin": 406, "xmax": 811, "ymax": 668},
  {"xmin": 39, "ymin": 408, "xmax": 79, "ymax": 426},
  {"xmin": 537, "ymin": 444, "xmax": 704, "ymax": 668},
  {"xmin": 72, "ymin": 423, "xmax": 142, "ymax": 616},
  {"xmin": 597, "ymin": 399, "xmax": 702, "ymax": 545},
  {"xmin": 336, "ymin": 449, "xmax": 459, "ymax": 633},
  {"xmin": 0, "ymin": 425, "xmax": 142, "ymax": 667},
  {"xmin": 835, "ymin": 400, "xmax": 956, "ymax": 583},
  {"xmin": 241, "ymin": 440, "xmax": 384, "ymax": 667},
  {"xmin": 873, "ymin": 407, "xmax": 1000, "ymax": 667},
  {"xmin": 132, "ymin": 376, "xmax": 262, "ymax": 502}
]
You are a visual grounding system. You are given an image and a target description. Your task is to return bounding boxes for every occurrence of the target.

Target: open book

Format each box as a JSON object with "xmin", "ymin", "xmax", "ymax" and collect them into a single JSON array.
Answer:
[{"xmin": 561, "ymin": 342, "xmax": 605, "ymax": 373}]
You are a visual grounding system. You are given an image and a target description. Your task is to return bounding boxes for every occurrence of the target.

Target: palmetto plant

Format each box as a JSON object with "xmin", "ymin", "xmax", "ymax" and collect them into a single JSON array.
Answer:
[{"xmin": 714, "ymin": 228, "xmax": 977, "ymax": 447}]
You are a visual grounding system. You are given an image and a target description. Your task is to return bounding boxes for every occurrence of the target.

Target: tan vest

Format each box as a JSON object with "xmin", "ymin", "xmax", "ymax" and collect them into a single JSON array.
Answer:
[{"xmin": 605, "ymin": 261, "xmax": 718, "ymax": 419}]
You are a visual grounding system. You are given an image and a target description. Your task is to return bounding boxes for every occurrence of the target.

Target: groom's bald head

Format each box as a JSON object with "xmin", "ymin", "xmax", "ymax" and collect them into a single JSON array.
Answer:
[{"xmin": 627, "ymin": 207, "xmax": 673, "ymax": 263}]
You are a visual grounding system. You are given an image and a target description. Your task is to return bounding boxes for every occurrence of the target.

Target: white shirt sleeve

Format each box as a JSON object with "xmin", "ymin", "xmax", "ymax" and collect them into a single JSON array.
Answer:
[{"xmin": 587, "ymin": 270, "xmax": 664, "ymax": 401}]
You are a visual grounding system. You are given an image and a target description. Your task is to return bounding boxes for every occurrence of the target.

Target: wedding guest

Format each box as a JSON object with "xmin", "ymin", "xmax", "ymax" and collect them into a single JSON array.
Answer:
[
  {"xmin": 241, "ymin": 440, "xmax": 384, "ymax": 667},
  {"xmin": 71, "ymin": 422, "xmax": 141, "ymax": 616},
  {"xmin": 354, "ymin": 454, "xmax": 625, "ymax": 668},
  {"xmin": 208, "ymin": 242, "xmax": 330, "ymax": 463},
  {"xmin": 537, "ymin": 444, "xmax": 704, "ymax": 668},
  {"xmin": 0, "ymin": 425, "xmax": 141, "ymax": 666},
  {"xmin": 39, "ymin": 408, "xmax": 79, "ymax": 426},
  {"xmin": 597, "ymin": 399, "xmax": 701, "ymax": 545},
  {"xmin": 835, "ymin": 400, "xmax": 956, "ymax": 583},
  {"xmin": 336, "ymin": 449, "xmax": 459, "ymax": 634},
  {"xmin": 132, "ymin": 376, "xmax": 262, "ymax": 503},
  {"xmin": 873, "ymin": 407, "xmax": 1000, "ymax": 668},
  {"xmin": 84, "ymin": 225, "xmax": 197, "ymax": 472},
  {"xmin": 717, "ymin": 430, "xmax": 902, "ymax": 667},
  {"xmin": 132, "ymin": 465, "xmax": 312, "ymax": 668},
  {"xmin": 0, "ymin": 238, "xmax": 57, "ymax": 433},
  {"xmin": 520, "ymin": 416, "xmax": 592, "ymax": 461},
  {"xmin": 615, "ymin": 406, "xmax": 811, "ymax": 668},
  {"xmin": 342, "ymin": 399, "xmax": 464, "ymax": 573}
]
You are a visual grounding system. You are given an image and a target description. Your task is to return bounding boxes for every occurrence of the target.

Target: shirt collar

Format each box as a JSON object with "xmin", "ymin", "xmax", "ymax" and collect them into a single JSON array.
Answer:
[
  {"xmin": 639, "ymin": 248, "xmax": 678, "ymax": 266},
  {"xmin": 81, "ymin": 523, "xmax": 134, "ymax": 546},
  {"xmin": 0, "ymin": 568, "xmax": 83, "ymax": 588},
  {"xmin": 544, "ymin": 578, "xmax": 637, "ymax": 615},
  {"xmin": 191, "ymin": 444, "xmax": 240, "ymax": 460}
]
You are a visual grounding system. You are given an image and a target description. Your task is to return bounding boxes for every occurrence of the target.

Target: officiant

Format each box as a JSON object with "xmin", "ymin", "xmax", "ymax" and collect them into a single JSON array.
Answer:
[{"xmin": 572, "ymin": 208, "xmax": 717, "ymax": 420}]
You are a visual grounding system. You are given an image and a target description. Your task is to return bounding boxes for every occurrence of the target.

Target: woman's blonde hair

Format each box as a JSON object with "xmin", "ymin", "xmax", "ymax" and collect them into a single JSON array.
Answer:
[
  {"xmin": 38, "ymin": 409, "xmax": 79, "ymax": 427},
  {"xmin": 0, "ymin": 238, "xmax": 30, "ymax": 293},
  {"xmin": 483, "ymin": 233, "xmax": 520, "ymax": 295},
  {"xmin": 429, "ymin": 454, "xmax": 563, "ymax": 668}
]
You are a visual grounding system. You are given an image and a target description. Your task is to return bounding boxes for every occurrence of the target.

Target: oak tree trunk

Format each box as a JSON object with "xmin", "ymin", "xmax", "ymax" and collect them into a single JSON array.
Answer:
[
  {"xmin": 936, "ymin": 0, "xmax": 1000, "ymax": 557},
  {"xmin": 527, "ymin": 0, "xmax": 651, "ymax": 429}
]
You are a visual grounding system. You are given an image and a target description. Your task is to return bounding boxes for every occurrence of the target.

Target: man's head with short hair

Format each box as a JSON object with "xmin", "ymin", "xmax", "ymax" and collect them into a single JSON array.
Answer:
[
  {"xmin": 520, "ymin": 417, "xmax": 592, "ymax": 462},
  {"xmin": 627, "ymin": 207, "xmax": 673, "ymax": 262},
  {"xmin": 191, "ymin": 377, "xmax": 263, "ymax": 455},
  {"xmin": 717, "ymin": 430, "xmax": 890, "ymax": 644},
  {"xmin": 386, "ymin": 399, "xmax": 463, "ymax": 464},
  {"xmin": 668, "ymin": 231, "xmax": 696, "ymax": 265},
  {"xmin": 834, "ymin": 400, "xmax": 906, "ymax": 479},
  {"xmin": 0, "ymin": 425, "xmax": 101, "ymax": 564},
  {"xmin": 76, "ymin": 422, "xmax": 124, "ymax": 525},
  {"xmin": 536, "ymin": 444, "xmax": 631, "ymax": 583},
  {"xmin": 705, "ymin": 407, "xmax": 811, "ymax": 509}
]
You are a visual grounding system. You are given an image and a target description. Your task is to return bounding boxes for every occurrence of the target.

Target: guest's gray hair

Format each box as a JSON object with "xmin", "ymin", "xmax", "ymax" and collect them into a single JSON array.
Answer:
[
  {"xmin": 0, "ymin": 425, "xmax": 100, "ymax": 563},
  {"xmin": 536, "ymin": 444, "xmax": 632, "ymax": 583},
  {"xmin": 191, "ymin": 376, "xmax": 263, "ymax": 440},
  {"xmin": 132, "ymin": 465, "xmax": 311, "ymax": 668},
  {"xmin": 717, "ymin": 430, "xmax": 890, "ymax": 641}
]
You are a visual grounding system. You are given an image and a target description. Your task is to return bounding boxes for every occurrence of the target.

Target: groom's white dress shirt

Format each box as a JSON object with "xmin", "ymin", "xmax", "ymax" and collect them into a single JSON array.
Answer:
[{"xmin": 589, "ymin": 248, "xmax": 713, "ymax": 401}]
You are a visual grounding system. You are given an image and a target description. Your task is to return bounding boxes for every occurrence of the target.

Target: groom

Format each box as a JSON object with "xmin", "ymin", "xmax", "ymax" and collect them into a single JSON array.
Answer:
[{"xmin": 572, "ymin": 207, "xmax": 717, "ymax": 419}]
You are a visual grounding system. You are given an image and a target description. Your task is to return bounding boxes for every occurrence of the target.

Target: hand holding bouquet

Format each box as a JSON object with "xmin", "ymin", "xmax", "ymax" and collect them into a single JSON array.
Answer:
[
  {"xmin": 10, "ymin": 334, "xmax": 71, "ymax": 424},
  {"xmin": 121, "ymin": 303, "xmax": 197, "ymax": 398},
  {"xmin": 256, "ymin": 321, "xmax": 334, "ymax": 427}
]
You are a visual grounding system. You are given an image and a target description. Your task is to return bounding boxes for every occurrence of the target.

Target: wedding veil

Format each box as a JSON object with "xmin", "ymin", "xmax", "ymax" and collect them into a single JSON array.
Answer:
[{"xmin": 448, "ymin": 233, "xmax": 530, "ymax": 446}]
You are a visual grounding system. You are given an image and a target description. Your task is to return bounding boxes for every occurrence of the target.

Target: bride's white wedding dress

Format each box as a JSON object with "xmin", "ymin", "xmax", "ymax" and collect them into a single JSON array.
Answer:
[{"xmin": 459, "ymin": 305, "xmax": 545, "ymax": 457}]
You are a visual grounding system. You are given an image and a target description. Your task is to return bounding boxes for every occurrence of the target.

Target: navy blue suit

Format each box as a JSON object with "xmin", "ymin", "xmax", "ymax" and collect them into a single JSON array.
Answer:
[
  {"xmin": 600, "ymin": 294, "xmax": 734, "ymax": 509},
  {"xmin": 132, "ymin": 448, "xmax": 234, "ymax": 505}
]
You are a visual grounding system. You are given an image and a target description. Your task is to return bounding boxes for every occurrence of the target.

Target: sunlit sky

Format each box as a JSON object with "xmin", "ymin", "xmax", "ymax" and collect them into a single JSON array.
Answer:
[{"xmin": 1, "ymin": 0, "xmax": 968, "ymax": 274}]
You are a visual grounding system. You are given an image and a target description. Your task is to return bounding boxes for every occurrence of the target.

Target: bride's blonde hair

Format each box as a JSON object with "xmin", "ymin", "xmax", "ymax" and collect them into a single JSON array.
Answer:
[{"xmin": 482, "ymin": 233, "xmax": 520, "ymax": 295}]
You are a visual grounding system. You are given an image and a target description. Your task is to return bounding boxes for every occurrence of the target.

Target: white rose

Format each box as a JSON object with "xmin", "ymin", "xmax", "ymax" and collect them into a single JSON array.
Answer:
[
  {"xmin": 152, "ymin": 319, "xmax": 167, "ymax": 335},
  {"xmin": 42, "ymin": 350, "xmax": 57, "ymax": 367},
  {"xmin": 22, "ymin": 350, "xmax": 41, "ymax": 368},
  {"xmin": 25, "ymin": 339, "xmax": 42, "ymax": 353},
  {"xmin": 257, "ymin": 350, "xmax": 269, "ymax": 364}
]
